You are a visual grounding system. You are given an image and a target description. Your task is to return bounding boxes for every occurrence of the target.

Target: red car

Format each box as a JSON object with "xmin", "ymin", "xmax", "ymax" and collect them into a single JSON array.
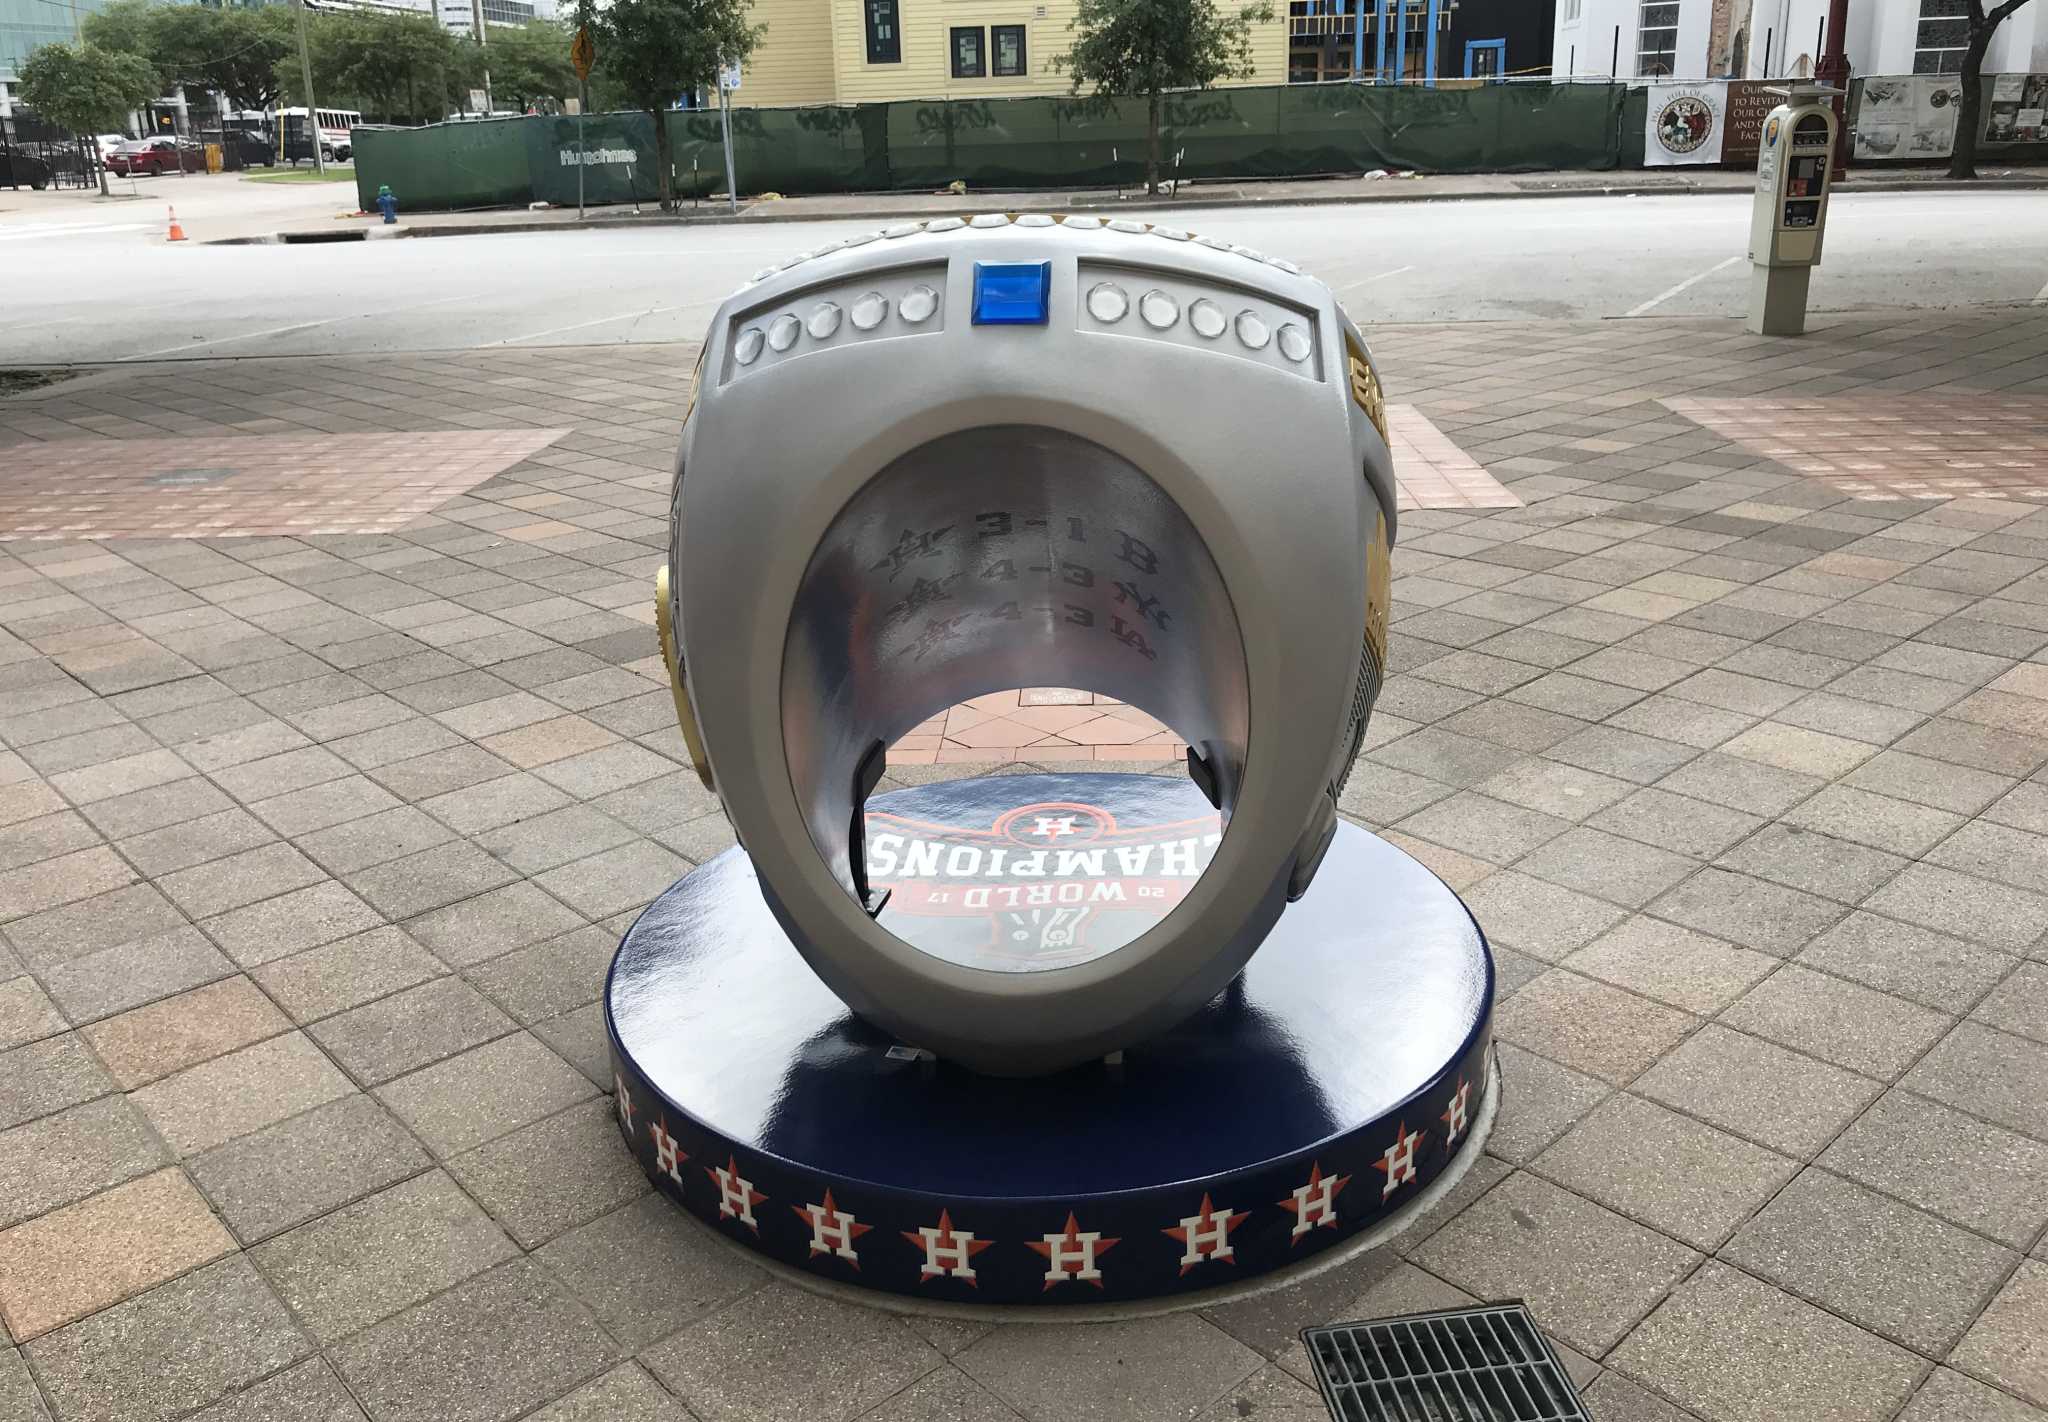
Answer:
[{"xmin": 106, "ymin": 137, "xmax": 205, "ymax": 177}]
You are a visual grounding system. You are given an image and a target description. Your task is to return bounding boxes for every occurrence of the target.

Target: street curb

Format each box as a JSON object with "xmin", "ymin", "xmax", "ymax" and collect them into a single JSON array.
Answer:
[{"xmin": 270, "ymin": 171, "xmax": 2048, "ymax": 242}]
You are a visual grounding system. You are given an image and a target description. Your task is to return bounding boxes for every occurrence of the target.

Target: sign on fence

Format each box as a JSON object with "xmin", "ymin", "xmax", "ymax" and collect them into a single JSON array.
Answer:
[{"xmin": 1644, "ymin": 83, "xmax": 1726, "ymax": 166}]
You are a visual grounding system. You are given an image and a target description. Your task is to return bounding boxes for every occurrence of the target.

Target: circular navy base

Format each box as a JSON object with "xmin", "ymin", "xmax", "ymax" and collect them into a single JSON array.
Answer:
[{"xmin": 605, "ymin": 773, "xmax": 1495, "ymax": 1307}]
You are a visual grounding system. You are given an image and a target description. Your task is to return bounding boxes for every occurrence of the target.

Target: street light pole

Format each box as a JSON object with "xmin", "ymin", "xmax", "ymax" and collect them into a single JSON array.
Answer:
[
  {"xmin": 1814, "ymin": 0, "xmax": 1851, "ymax": 174},
  {"xmin": 296, "ymin": 0, "xmax": 326, "ymax": 175}
]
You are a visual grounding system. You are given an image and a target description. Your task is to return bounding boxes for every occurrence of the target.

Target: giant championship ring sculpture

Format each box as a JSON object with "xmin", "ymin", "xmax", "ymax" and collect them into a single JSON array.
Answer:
[{"xmin": 608, "ymin": 216, "xmax": 1496, "ymax": 1305}]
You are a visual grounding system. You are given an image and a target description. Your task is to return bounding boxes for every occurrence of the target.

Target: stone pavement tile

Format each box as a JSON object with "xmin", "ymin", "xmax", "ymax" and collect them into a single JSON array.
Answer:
[
  {"xmin": 643, "ymin": 1281, "xmax": 939, "ymax": 1422},
  {"xmin": 1866, "ymin": 864, "xmax": 2048, "ymax": 953},
  {"xmin": 521, "ymin": 1364, "xmax": 690, "ymax": 1422},
  {"xmin": 479, "ymin": 715, "xmax": 618, "ymax": 770},
  {"xmin": 400, "ymin": 881, "xmax": 587, "ymax": 972},
  {"xmin": 1438, "ymin": 699, "xmax": 1590, "ymax": 753},
  {"xmin": 534, "ymin": 743, "xmax": 678, "ymax": 800},
  {"xmin": 1898, "ymin": 719, "xmax": 2048, "ymax": 778},
  {"xmin": 961, "ymin": 1313, "xmax": 1263, "ymax": 1422},
  {"xmin": 1412, "ymin": 1173, "xmax": 1698, "ymax": 1356},
  {"xmin": 1334, "ymin": 765, "xmax": 1457, "ymax": 827},
  {"xmin": 0, "ymin": 1095, "xmax": 168, "ymax": 1230},
  {"xmin": 248, "ymin": 776, "xmax": 403, "ymax": 839},
  {"xmin": 446, "ymin": 1098, "xmax": 646, "ymax": 1249},
  {"xmin": 328, "ymin": 1257, "xmax": 617, "ymax": 1422},
  {"xmin": 1393, "ymin": 793, "xmax": 1571, "ymax": 864},
  {"xmin": 0, "ymin": 848, "xmax": 136, "ymax": 923},
  {"xmin": 77, "ymin": 777, "xmax": 233, "ymax": 842},
  {"xmin": 1930, "ymin": 820, "xmax": 2048, "ymax": 900},
  {"xmin": 1898, "ymin": 1369, "xmax": 2048, "ymax": 1422},
  {"xmin": 1198, "ymin": 1245, "xmax": 1402, "ymax": 1360},
  {"xmin": 1545, "ymin": 725, "xmax": 1699, "ymax": 785},
  {"xmin": 200, "ymin": 881, "xmax": 385, "ymax": 969},
  {"xmin": 309, "ymin": 977, "xmax": 514, "ymax": 1085},
  {"xmin": 532, "ymin": 1001, "xmax": 610, "ymax": 1086},
  {"xmin": 417, "ymin": 774, "xmax": 573, "ymax": 838},
  {"xmin": 1721, "ymin": 721, "xmax": 1878, "ymax": 778},
  {"xmin": 1723, "ymin": 1168, "xmax": 2017, "ymax": 1356},
  {"xmin": 131, "ymin": 1031, "xmax": 355, "ymax": 1158},
  {"xmin": 1532, "ymin": 1093, "xmax": 1797, "ymax": 1251},
  {"xmin": 25, "ymin": 1256, "xmax": 309, "ymax": 1422},
  {"xmin": 1903, "ymin": 1022, "xmax": 2048, "ymax": 1141},
  {"xmin": 1513, "ymin": 827, "xmax": 1695, "ymax": 909},
  {"xmin": 1647, "ymin": 868, "xmax": 1843, "ymax": 957},
  {"xmin": 0, "ymin": 813, "xmax": 100, "ymax": 876},
  {"xmin": 115, "ymin": 809, "xmax": 275, "ymax": 880},
  {"xmin": 652, "ymin": 812, "xmax": 739, "ymax": 866},
  {"xmin": 345, "ymin": 842, "xmax": 520, "ymax": 921},
  {"xmin": 0, "ymin": 1167, "xmax": 232, "ymax": 1340},
  {"xmin": 1670, "ymin": 668, "xmax": 1805, "ymax": 719},
  {"xmin": 0, "ymin": 1346, "xmax": 46, "ymax": 1422},
  {"xmin": 250, "ymin": 926, "xmax": 444, "ymax": 1024},
  {"xmin": 190, "ymin": 1094, "xmax": 429, "ymax": 1246},
  {"xmin": 251, "ymin": 1170, "xmax": 519, "ymax": 1344},
  {"xmin": 1490, "ymin": 1043, "xmax": 1614, "ymax": 1164},
  {"xmin": 47, "ymin": 750, "xmax": 193, "ymax": 808},
  {"xmin": 1716, "ymin": 824, "xmax": 1907, "ymax": 905},
  {"xmin": 0, "ymin": 1035, "xmax": 110, "ymax": 1132},
  {"xmin": 1495, "ymin": 970, "xmax": 1697, "ymax": 1085},
  {"xmin": 1844, "ymin": 750, "xmax": 2014, "ymax": 816},
  {"xmin": 1581, "ymin": 1372, "xmax": 1695, "ymax": 1422},
  {"xmin": 1563, "ymin": 916, "xmax": 1774, "ymax": 1015},
  {"xmin": 1781, "ymin": 785, "xmax": 1965, "ymax": 858},
  {"xmin": 533, "ymin": 840, "xmax": 688, "ymax": 921},
  {"xmin": 1797, "ymin": 912, "xmax": 2016, "ymax": 1014},
  {"xmin": 0, "ymin": 979, "xmax": 63, "ymax": 1054},
  {"xmin": 1976, "ymin": 963, "xmax": 2048, "ymax": 1045},
  {"xmin": 866, "ymin": 1368, "xmax": 1028, "ymax": 1422},
  {"xmin": 1656, "ymin": 750, "xmax": 1824, "ymax": 817},
  {"xmin": 535, "ymin": 1195, "xmax": 763, "ymax": 1351},
  {"xmin": 1634, "ymin": 1024, "xmax": 1881, "ymax": 1160},
  {"xmin": 294, "ymin": 807, "xmax": 455, "ymax": 877},
  {"xmin": 1987, "ymin": 781, "xmax": 2048, "ymax": 836},
  {"xmin": 1820, "ymin": 1090, "xmax": 2048, "ymax": 1249},
  {"xmin": 467, "ymin": 926, "xmax": 614, "ymax": 1025},
  {"xmin": 1951, "ymin": 1262, "xmax": 2048, "ymax": 1411},
  {"xmin": 81, "ymin": 977, "xmax": 290, "ymax": 1090},
  {"xmin": 157, "ymin": 842, "xmax": 327, "ymax": 920},
  {"xmin": 378, "ymin": 1032, "xmax": 594, "ymax": 1160},
  {"xmin": 1367, "ymin": 728, "xmax": 1524, "ymax": 788},
  {"xmin": 1475, "ymin": 759, "xmax": 1635, "ymax": 822},
  {"xmin": 1591, "ymin": 787, "xmax": 1763, "ymax": 860},
  {"xmin": 39, "ymin": 925, "xmax": 236, "ymax": 1027},
  {"xmin": 1720, "ymin": 965, "xmax": 1953, "ymax": 1081},
  {"xmin": 1606, "ymin": 693, "xmax": 1757, "ymax": 751},
  {"xmin": 367, "ymin": 744, "xmax": 519, "ymax": 802},
  {"xmin": 185, "ymin": 1358, "xmax": 366, "ymax": 1422},
  {"xmin": 1777, "ymin": 689, "xmax": 1927, "ymax": 746},
  {"xmin": 474, "ymin": 805, "xmax": 639, "ymax": 877},
  {"xmin": 1611, "ymin": 1263, "xmax": 1924, "ymax": 1422}
]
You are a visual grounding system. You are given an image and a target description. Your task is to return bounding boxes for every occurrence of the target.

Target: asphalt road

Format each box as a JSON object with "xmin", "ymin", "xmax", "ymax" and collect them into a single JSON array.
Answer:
[{"xmin": 5, "ymin": 189, "xmax": 2046, "ymax": 363}]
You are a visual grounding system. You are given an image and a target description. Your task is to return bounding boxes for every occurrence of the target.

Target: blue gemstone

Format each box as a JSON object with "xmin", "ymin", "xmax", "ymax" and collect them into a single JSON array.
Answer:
[{"xmin": 971, "ymin": 262, "xmax": 1052, "ymax": 325}]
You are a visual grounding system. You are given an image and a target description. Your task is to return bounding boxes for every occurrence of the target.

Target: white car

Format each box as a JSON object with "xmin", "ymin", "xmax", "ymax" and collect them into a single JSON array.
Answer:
[{"xmin": 94, "ymin": 134, "xmax": 128, "ymax": 162}]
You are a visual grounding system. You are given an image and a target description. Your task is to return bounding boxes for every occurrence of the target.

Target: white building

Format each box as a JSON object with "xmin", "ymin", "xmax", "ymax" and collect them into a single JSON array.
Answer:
[
  {"xmin": 436, "ymin": 0, "xmax": 556, "ymax": 37},
  {"xmin": 1552, "ymin": 0, "xmax": 2048, "ymax": 80}
]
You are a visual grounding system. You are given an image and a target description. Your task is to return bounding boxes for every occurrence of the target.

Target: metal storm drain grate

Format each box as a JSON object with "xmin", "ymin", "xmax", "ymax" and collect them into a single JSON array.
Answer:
[{"xmin": 1302, "ymin": 1302, "xmax": 1592, "ymax": 1422}]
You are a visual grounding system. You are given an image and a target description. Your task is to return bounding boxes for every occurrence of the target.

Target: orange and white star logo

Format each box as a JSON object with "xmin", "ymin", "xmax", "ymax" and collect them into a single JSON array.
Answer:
[
  {"xmin": 1163, "ymin": 1193, "xmax": 1250, "ymax": 1275},
  {"xmin": 705, "ymin": 1155, "xmax": 767, "ymax": 1233},
  {"xmin": 1026, "ymin": 1212, "xmax": 1118, "ymax": 1289},
  {"xmin": 793, "ymin": 1188, "xmax": 871, "ymax": 1267},
  {"xmin": 902, "ymin": 1209, "xmax": 994, "ymax": 1284},
  {"xmin": 1279, "ymin": 1161, "xmax": 1348, "ymax": 1242},
  {"xmin": 1375, "ymin": 1121, "xmax": 1426, "ymax": 1199}
]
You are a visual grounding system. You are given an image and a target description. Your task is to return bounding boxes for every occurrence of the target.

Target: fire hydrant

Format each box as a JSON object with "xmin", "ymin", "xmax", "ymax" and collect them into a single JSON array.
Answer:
[{"xmin": 376, "ymin": 184, "xmax": 398, "ymax": 224}]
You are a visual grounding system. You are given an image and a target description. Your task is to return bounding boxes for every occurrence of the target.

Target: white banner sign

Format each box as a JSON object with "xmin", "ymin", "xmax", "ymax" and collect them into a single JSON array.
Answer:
[
  {"xmin": 1854, "ymin": 75, "xmax": 1963, "ymax": 159},
  {"xmin": 1645, "ymin": 83, "xmax": 1728, "ymax": 166}
]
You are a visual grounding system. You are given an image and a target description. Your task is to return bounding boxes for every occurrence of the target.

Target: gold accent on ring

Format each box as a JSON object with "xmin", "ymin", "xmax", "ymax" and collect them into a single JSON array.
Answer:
[{"xmin": 654, "ymin": 564, "xmax": 715, "ymax": 792}]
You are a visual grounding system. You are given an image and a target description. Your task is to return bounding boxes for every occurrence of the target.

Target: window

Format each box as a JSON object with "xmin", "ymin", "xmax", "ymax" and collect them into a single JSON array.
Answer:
[
  {"xmin": 1913, "ymin": 0, "xmax": 1968, "ymax": 72},
  {"xmin": 865, "ymin": 0, "xmax": 901, "ymax": 63},
  {"xmin": 952, "ymin": 27, "xmax": 986, "ymax": 77},
  {"xmin": 1636, "ymin": 0, "xmax": 1679, "ymax": 75},
  {"xmin": 993, "ymin": 24, "xmax": 1027, "ymax": 76}
]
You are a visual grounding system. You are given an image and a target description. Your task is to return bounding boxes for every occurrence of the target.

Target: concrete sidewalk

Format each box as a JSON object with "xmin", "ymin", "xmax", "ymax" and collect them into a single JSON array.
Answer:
[{"xmin": 1, "ymin": 308, "xmax": 2047, "ymax": 1422}]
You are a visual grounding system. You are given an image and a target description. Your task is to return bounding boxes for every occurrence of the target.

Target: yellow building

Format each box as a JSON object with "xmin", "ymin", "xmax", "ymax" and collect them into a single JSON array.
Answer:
[{"xmin": 733, "ymin": 0, "xmax": 1292, "ymax": 107}]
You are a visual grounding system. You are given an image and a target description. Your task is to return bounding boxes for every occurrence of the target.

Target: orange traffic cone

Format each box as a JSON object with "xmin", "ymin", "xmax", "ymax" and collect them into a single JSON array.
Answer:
[{"xmin": 166, "ymin": 206, "xmax": 187, "ymax": 242}]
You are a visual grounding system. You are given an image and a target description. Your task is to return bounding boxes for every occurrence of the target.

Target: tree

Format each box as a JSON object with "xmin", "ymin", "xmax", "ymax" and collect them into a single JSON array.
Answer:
[
  {"xmin": 291, "ymin": 10, "xmax": 478, "ymax": 125},
  {"xmin": 599, "ymin": 0, "xmax": 760, "ymax": 210},
  {"xmin": 1057, "ymin": 0, "xmax": 1272, "ymax": 195},
  {"xmin": 83, "ymin": 0, "xmax": 295, "ymax": 113},
  {"xmin": 475, "ymin": 19, "xmax": 576, "ymax": 112},
  {"xmin": 1947, "ymin": 0, "xmax": 2037, "ymax": 179},
  {"xmin": 16, "ymin": 42, "xmax": 160, "ymax": 195}
]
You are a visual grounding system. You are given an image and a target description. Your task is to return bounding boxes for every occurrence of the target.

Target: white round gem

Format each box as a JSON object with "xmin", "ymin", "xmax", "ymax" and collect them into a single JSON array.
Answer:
[
  {"xmin": 844, "ymin": 231, "xmax": 879, "ymax": 247},
  {"xmin": 1195, "ymin": 235, "xmax": 1230, "ymax": 250},
  {"xmin": 900, "ymin": 285, "xmax": 940, "ymax": 323},
  {"xmin": 1015, "ymin": 213, "xmax": 1056, "ymax": 227},
  {"xmin": 751, "ymin": 267, "xmax": 776, "ymax": 282},
  {"xmin": 1139, "ymin": 290, "xmax": 1179, "ymax": 329},
  {"xmin": 1086, "ymin": 282, "xmax": 1130, "ymax": 323},
  {"xmin": 807, "ymin": 302, "xmax": 842, "ymax": 340},
  {"xmin": 1188, "ymin": 299, "xmax": 1226, "ymax": 339},
  {"xmin": 969, "ymin": 213, "xmax": 1011, "ymax": 228},
  {"xmin": 1151, "ymin": 226, "xmax": 1191, "ymax": 241},
  {"xmin": 1267, "ymin": 256, "xmax": 1302, "ymax": 274},
  {"xmin": 1108, "ymin": 219, "xmax": 1148, "ymax": 234},
  {"xmin": 1063, "ymin": 215, "xmax": 1103, "ymax": 229},
  {"xmin": 1235, "ymin": 310, "xmax": 1270, "ymax": 349},
  {"xmin": 768, "ymin": 314, "xmax": 801, "ymax": 351},
  {"xmin": 851, "ymin": 291, "xmax": 889, "ymax": 330},
  {"xmin": 883, "ymin": 223, "xmax": 921, "ymax": 239},
  {"xmin": 1277, "ymin": 324, "xmax": 1313, "ymax": 362},
  {"xmin": 734, "ymin": 327, "xmax": 765, "ymax": 364},
  {"xmin": 925, "ymin": 217, "xmax": 965, "ymax": 232}
]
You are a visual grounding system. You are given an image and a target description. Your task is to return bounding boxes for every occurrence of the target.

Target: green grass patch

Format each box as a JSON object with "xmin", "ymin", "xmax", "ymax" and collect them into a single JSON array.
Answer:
[{"xmin": 242, "ymin": 166, "xmax": 357, "ymax": 184}]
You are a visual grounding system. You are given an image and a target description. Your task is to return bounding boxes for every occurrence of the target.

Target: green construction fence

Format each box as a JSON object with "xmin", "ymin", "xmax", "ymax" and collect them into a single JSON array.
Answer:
[{"xmin": 355, "ymin": 79, "xmax": 1633, "ymax": 213}]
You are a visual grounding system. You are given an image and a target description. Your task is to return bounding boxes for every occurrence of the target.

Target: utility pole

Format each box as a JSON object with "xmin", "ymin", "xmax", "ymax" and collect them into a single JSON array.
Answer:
[
  {"xmin": 296, "ymin": 0, "xmax": 326, "ymax": 175},
  {"xmin": 717, "ymin": 60, "xmax": 737, "ymax": 213},
  {"xmin": 571, "ymin": 11, "xmax": 594, "ymax": 219},
  {"xmin": 1813, "ymin": 0, "xmax": 1850, "ymax": 175}
]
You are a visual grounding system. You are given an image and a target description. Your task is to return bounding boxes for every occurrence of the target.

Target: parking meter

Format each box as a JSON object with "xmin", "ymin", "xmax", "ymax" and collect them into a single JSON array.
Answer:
[{"xmin": 1747, "ymin": 84, "xmax": 1841, "ymax": 336}]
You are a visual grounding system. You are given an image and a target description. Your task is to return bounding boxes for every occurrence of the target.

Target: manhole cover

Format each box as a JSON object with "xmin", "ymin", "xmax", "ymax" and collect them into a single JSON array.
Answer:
[
  {"xmin": 148, "ymin": 467, "xmax": 237, "ymax": 487},
  {"xmin": 1302, "ymin": 1303, "xmax": 1591, "ymax": 1421}
]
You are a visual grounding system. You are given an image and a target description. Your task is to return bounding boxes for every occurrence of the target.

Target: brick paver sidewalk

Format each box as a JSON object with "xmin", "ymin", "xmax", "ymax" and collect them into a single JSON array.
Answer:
[{"xmin": 1, "ymin": 306, "xmax": 2046, "ymax": 1422}]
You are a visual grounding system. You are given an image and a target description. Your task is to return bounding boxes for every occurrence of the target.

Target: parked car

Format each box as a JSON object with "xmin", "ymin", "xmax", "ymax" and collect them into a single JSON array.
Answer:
[
  {"xmin": 222, "ymin": 131, "xmax": 277, "ymax": 168},
  {"xmin": 0, "ymin": 147, "xmax": 52, "ymax": 190},
  {"xmin": 105, "ymin": 137, "xmax": 205, "ymax": 177},
  {"xmin": 93, "ymin": 134, "xmax": 129, "ymax": 161}
]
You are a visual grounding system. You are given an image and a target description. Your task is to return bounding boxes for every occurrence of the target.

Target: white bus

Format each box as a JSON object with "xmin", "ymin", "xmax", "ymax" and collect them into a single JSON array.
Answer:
[{"xmin": 275, "ymin": 106, "xmax": 363, "ymax": 161}]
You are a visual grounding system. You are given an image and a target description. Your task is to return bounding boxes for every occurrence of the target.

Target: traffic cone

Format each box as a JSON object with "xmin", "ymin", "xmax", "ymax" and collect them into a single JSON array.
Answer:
[{"xmin": 166, "ymin": 207, "xmax": 187, "ymax": 242}]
